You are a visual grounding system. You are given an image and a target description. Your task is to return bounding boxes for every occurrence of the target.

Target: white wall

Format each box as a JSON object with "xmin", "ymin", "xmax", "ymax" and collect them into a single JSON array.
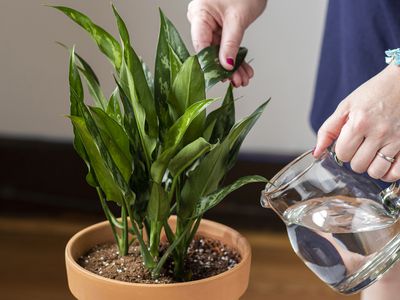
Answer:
[{"xmin": 0, "ymin": 0, "xmax": 327, "ymax": 154}]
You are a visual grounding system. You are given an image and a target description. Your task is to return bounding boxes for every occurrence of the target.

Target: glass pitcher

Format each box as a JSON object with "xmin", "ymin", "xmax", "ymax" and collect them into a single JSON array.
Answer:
[{"xmin": 260, "ymin": 148, "xmax": 400, "ymax": 294}]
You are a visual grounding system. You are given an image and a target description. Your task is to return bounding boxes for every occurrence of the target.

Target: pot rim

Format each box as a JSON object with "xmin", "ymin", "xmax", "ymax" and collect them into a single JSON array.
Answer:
[{"xmin": 66, "ymin": 216, "xmax": 251, "ymax": 288}]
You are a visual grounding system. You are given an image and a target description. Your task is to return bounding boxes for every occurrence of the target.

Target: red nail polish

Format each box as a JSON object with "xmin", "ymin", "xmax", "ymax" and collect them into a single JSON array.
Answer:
[{"xmin": 226, "ymin": 58, "xmax": 234, "ymax": 66}]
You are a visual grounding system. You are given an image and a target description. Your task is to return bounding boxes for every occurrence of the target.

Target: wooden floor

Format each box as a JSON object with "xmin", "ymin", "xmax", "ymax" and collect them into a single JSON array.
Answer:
[{"xmin": 0, "ymin": 215, "xmax": 359, "ymax": 300}]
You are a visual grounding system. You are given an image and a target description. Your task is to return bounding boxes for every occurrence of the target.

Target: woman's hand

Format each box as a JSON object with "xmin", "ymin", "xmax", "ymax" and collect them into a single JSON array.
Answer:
[
  {"xmin": 314, "ymin": 63, "xmax": 400, "ymax": 182},
  {"xmin": 187, "ymin": 0, "xmax": 267, "ymax": 87}
]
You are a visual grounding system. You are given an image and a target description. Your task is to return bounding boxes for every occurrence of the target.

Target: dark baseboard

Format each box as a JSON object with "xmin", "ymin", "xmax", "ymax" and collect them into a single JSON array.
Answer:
[{"xmin": 0, "ymin": 136, "xmax": 297, "ymax": 231}]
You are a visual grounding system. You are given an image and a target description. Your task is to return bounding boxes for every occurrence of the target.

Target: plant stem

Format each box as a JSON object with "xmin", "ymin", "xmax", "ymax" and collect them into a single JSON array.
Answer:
[
  {"xmin": 173, "ymin": 215, "xmax": 187, "ymax": 280},
  {"xmin": 149, "ymin": 221, "xmax": 161, "ymax": 259},
  {"xmin": 164, "ymin": 220, "xmax": 175, "ymax": 243},
  {"xmin": 186, "ymin": 216, "xmax": 202, "ymax": 248},
  {"xmin": 152, "ymin": 224, "xmax": 189, "ymax": 278},
  {"xmin": 120, "ymin": 204, "xmax": 129, "ymax": 256},
  {"xmin": 125, "ymin": 203, "xmax": 156, "ymax": 269},
  {"xmin": 97, "ymin": 188, "xmax": 124, "ymax": 228},
  {"xmin": 170, "ymin": 178, "xmax": 189, "ymax": 280},
  {"xmin": 163, "ymin": 219, "xmax": 179, "ymax": 266},
  {"xmin": 172, "ymin": 214, "xmax": 202, "ymax": 280},
  {"xmin": 97, "ymin": 187, "xmax": 121, "ymax": 251}
]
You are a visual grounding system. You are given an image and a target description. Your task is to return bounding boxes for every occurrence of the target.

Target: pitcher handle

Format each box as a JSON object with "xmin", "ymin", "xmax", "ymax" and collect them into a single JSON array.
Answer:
[
  {"xmin": 380, "ymin": 182, "xmax": 400, "ymax": 217},
  {"xmin": 330, "ymin": 145, "xmax": 400, "ymax": 217}
]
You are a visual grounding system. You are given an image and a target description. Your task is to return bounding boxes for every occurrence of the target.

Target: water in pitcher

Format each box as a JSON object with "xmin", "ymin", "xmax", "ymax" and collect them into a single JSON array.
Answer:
[{"xmin": 283, "ymin": 195, "xmax": 400, "ymax": 293}]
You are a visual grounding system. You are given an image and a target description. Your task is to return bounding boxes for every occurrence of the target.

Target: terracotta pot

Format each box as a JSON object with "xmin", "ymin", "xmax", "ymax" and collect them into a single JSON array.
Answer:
[{"xmin": 65, "ymin": 216, "xmax": 251, "ymax": 300}]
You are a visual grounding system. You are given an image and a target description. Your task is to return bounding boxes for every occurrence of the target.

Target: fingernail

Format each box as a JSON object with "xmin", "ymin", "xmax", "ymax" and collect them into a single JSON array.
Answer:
[{"xmin": 226, "ymin": 58, "xmax": 234, "ymax": 66}]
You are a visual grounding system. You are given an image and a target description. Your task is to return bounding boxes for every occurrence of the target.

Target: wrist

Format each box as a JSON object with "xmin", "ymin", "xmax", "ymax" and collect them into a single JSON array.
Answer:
[
  {"xmin": 385, "ymin": 60, "xmax": 400, "ymax": 79},
  {"xmin": 384, "ymin": 49, "xmax": 400, "ymax": 78}
]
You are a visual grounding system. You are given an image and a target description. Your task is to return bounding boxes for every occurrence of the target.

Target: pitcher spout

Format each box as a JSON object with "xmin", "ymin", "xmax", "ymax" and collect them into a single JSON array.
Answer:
[
  {"xmin": 260, "ymin": 149, "xmax": 315, "ymax": 211},
  {"xmin": 260, "ymin": 190, "xmax": 272, "ymax": 208}
]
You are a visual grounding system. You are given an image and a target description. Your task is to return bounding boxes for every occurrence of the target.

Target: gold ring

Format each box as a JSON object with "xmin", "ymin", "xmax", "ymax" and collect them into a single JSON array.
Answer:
[{"xmin": 377, "ymin": 151, "xmax": 395, "ymax": 163}]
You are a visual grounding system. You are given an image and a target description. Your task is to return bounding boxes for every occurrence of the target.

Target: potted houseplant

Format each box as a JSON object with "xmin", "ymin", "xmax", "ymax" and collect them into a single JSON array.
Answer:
[{"xmin": 53, "ymin": 4, "xmax": 268, "ymax": 300}]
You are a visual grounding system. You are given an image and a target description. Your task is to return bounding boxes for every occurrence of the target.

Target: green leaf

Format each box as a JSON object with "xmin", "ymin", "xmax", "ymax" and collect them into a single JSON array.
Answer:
[
  {"xmin": 154, "ymin": 9, "xmax": 190, "ymax": 131},
  {"xmin": 113, "ymin": 74, "xmax": 150, "ymax": 220},
  {"xmin": 112, "ymin": 5, "xmax": 158, "ymax": 138},
  {"xmin": 164, "ymin": 98, "xmax": 214, "ymax": 151},
  {"xmin": 114, "ymin": 77, "xmax": 147, "ymax": 169},
  {"xmin": 170, "ymin": 56, "xmax": 206, "ymax": 143},
  {"xmin": 118, "ymin": 57, "xmax": 156, "ymax": 167},
  {"xmin": 170, "ymin": 56, "xmax": 205, "ymax": 117},
  {"xmin": 141, "ymin": 58, "xmax": 154, "ymax": 97},
  {"xmin": 154, "ymin": 25, "xmax": 172, "ymax": 131},
  {"xmin": 69, "ymin": 46, "xmax": 83, "ymax": 117},
  {"xmin": 89, "ymin": 106, "xmax": 132, "ymax": 181},
  {"xmin": 70, "ymin": 116, "xmax": 124, "ymax": 204},
  {"xmin": 151, "ymin": 99, "xmax": 216, "ymax": 183},
  {"xmin": 163, "ymin": 99, "xmax": 212, "ymax": 149},
  {"xmin": 68, "ymin": 47, "xmax": 97, "ymax": 187},
  {"xmin": 52, "ymin": 6, "xmax": 122, "ymax": 70},
  {"xmin": 193, "ymin": 175, "xmax": 267, "ymax": 217},
  {"xmin": 159, "ymin": 9, "xmax": 190, "ymax": 62},
  {"xmin": 77, "ymin": 102, "xmax": 135, "ymax": 207},
  {"xmin": 147, "ymin": 182, "xmax": 169, "ymax": 222},
  {"xmin": 75, "ymin": 52, "xmax": 100, "ymax": 84},
  {"xmin": 77, "ymin": 63, "xmax": 107, "ymax": 110},
  {"xmin": 126, "ymin": 47, "xmax": 159, "ymax": 139},
  {"xmin": 204, "ymin": 84, "xmax": 235, "ymax": 143},
  {"xmin": 111, "ymin": 4, "xmax": 130, "ymax": 44},
  {"xmin": 226, "ymin": 99, "xmax": 270, "ymax": 170},
  {"xmin": 179, "ymin": 100, "xmax": 268, "ymax": 219},
  {"xmin": 57, "ymin": 43, "xmax": 107, "ymax": 111},
  {"xmin": 179, "ymin": 140, "xmax": 229, "ymax": 219},
  {"xmin": 131, "ymin": 180, "xmax": 150, "ymax": 224},
  {"xmin": 168, "ymin": 44, "xmax": 183, "ymax": 92},
  {"xmin": 197, "ymin": 45, "xmax": 247, "ymax": 89},
  {"xmin": 106, "ymin": 88, "xmax": 123, "ymax": 124},
  {"xmin": 168, "ymin": 137, "xmax": 213, "ymax": 178}
]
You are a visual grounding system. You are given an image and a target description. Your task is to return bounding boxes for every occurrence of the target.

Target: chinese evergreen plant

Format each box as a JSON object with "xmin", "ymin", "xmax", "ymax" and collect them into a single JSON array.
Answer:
[{"xmin": 54, "ymin": 4, "xmax": 268, "ymax": 280}]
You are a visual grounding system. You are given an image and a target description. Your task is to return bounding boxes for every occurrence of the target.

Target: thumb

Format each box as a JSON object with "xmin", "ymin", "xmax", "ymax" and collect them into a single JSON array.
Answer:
[
  {"xmin": 314, "ymin": 106, "xmax": 349, "ymax": 157},
  {"xmin": 219, "ymin": 13, "xmax": 245, "ymax": 70}
]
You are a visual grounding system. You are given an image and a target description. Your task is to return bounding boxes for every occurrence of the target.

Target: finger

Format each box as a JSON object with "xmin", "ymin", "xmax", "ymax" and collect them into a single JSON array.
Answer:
[
  {"xmin": 230, "ymin": 70, "xmax": 242, "ymax": 88},
  {"xmin": 382, "ymin": 153, "xmax": 400, "ymax": 182},
  {"xmin": 242, "ymin": 62, "xmax": 254, "ymax": 78},
  {"xmin": 238, "ymin": 66, "xmax": 249, "ymax": 86},
  {"xmin": 189, "ymin": 12, "xmax": 216, "ymax": 52},
  {"xmin": 367, "ymin": 144, "xmax": 399, "ymax": 180},
  {"xmin": 335, "ymin": 122, "xmax": 364, "ymax": 162},
  {"xmin": 219, "ymin": 13, "xmax": 245, "ymax": 70},
  {"xmin": 314, "ymin": 103, "xmax": 349, "ymax": 157},
  {"xmin": 350, "ymin": 138, "xmax": 380, "ymax": 173}
]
